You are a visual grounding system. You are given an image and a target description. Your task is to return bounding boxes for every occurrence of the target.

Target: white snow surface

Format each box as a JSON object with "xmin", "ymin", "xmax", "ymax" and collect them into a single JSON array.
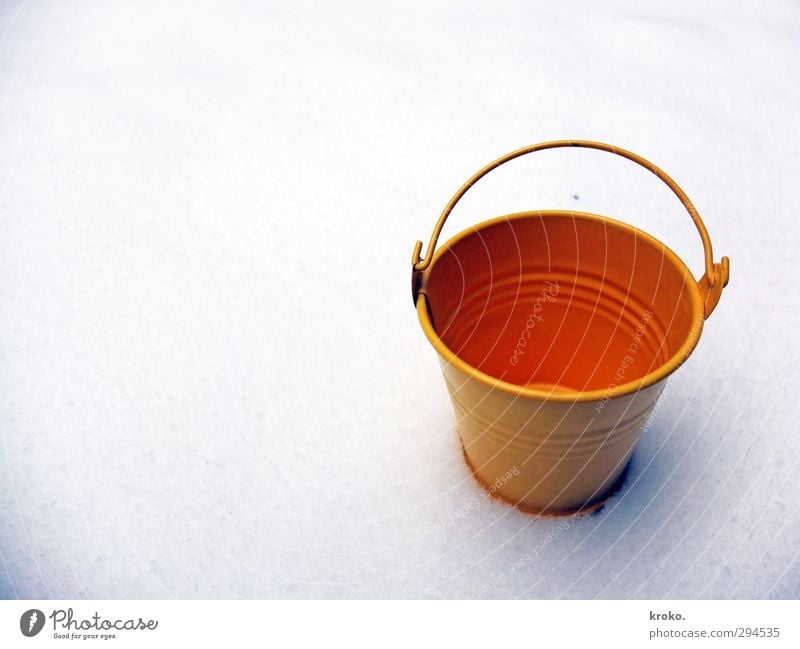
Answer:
[{"xmin": 1, "ymin": 0, "xmax": 799, "ymax": 599}]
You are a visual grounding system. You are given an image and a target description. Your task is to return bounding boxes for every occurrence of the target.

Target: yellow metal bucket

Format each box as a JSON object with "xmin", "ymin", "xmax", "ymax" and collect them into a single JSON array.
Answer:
[{"xmin": 412, "ymin": 140, "xmax": 729, "ymax": 515}]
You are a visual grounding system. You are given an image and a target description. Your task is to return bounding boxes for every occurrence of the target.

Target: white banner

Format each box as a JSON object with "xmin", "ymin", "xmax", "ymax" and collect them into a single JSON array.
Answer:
[{"xmin": 0, "ymin": 600, "xmax": 797, "ymax": 648}]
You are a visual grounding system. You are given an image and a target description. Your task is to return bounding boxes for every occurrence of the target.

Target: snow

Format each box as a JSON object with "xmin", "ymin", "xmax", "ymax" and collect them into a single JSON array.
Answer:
[{"xmin": 1, "ymin": 0, "xmax": 799, "ymax": 599}]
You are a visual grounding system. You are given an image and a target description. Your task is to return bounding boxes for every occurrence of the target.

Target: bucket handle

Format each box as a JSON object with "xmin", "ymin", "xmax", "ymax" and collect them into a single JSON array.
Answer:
[{"xmin": 411, "ymin": 140, "xmax": 729, "ymax": 318}]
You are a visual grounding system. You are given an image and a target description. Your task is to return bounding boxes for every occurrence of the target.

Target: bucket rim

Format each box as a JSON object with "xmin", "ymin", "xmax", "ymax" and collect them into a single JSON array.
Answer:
[{"xmin": 416, "ymin": 210, "xmax": 705, "ymax": 403}]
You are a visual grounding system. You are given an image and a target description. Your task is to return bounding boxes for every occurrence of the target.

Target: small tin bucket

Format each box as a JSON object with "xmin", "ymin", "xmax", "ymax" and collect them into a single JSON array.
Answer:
[{"xmin": 412, "ymin": 141, "xmax": 729, "ymax": 515}]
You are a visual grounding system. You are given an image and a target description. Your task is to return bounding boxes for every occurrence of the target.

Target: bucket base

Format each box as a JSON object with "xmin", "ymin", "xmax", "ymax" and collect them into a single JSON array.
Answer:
[{"xmin": 461, "ymin": 443, "xmax": 632, "ymax": 517}]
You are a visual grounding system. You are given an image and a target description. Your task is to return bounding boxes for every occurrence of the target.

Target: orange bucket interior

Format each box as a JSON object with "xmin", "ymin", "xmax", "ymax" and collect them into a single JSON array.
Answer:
[{"xmin": 423, "ymin": 212, "xmax": 701, "ymax": 393}]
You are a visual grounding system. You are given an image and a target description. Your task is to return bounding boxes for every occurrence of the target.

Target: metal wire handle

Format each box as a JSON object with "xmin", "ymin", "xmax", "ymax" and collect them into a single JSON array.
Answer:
[{"xmin": 411, "ymin": 140, "xmax": 729, "ymax": 318}]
